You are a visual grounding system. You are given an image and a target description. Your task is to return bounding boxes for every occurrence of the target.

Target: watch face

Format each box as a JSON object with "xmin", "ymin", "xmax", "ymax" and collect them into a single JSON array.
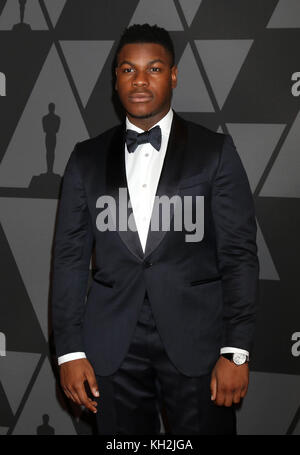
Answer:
[{"xmin": 233, "ymin": 353, "xmax": 247, "ymax": 365}]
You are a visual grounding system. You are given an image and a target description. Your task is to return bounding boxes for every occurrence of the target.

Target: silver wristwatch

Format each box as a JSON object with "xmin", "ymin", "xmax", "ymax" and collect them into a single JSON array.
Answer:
[{"xmin": 221, "ymin": 352, "xmax": 248, "ymax": 365}]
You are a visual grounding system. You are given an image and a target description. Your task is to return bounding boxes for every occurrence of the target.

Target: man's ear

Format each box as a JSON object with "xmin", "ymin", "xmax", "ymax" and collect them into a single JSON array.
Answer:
[
  {"xmin": 171, "ymin": 65, "xmax": 178, "ymax": 89},
  {"xmin": 114, "ymin": 68, "xmax": 118, "ymax": 90}
]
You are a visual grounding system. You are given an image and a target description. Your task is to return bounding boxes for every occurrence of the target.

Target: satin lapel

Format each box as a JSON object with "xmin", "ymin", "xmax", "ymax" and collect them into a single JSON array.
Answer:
[
  {"xmin": 105, "ymin": 122, "xmax": 144, "ymax": 261},
  {"xmin": 144, "ymin": 112, "xmax": 188, "ymax": 259}
]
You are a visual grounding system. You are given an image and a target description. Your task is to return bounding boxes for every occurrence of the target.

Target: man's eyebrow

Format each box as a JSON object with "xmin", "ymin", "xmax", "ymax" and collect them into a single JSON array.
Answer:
[
  {"xmin": 147, "ymin": 59, "xmax": 166, "ymax": 65},
  {"xmin": 118, "ymin": 58, "xmax": 167, "ymax": 67},
  {"xmin": 118, "ymin": 60, "xmax": 134, "ymax": 67}
]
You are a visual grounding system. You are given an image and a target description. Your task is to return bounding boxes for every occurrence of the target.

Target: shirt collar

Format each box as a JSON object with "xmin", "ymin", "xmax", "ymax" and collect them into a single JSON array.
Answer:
[{"xmin": 125, "ymin": 108, "xmax": 173, "ymax": 137}]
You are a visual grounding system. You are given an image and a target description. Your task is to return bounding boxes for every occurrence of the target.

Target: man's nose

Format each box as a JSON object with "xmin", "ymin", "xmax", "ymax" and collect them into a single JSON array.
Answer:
[{"xmin": 132, "ymin": 71, "xmax": 149, "ymax": 86}]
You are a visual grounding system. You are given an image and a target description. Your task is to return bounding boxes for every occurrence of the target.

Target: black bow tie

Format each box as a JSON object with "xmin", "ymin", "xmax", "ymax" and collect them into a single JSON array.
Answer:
[{"xmin": 125, "ymin": 125, "xmax": 162, "ymax": 154}]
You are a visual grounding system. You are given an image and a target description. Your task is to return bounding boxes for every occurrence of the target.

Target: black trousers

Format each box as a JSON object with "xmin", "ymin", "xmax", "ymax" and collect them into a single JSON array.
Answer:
[{"xmin": 94, "ymin": 293, "xmax": 236, "ymax": 435}]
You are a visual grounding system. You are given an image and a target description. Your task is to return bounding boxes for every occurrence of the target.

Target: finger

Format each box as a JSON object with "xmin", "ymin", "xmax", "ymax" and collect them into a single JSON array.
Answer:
[
  {"xmin": 63, "ymin": 388, "xmax": 75, "ymax": 402},
  {"xmin": 224, "ymin": 391, "xmax": 234, "ymax": 407},
  {"xmin": 87, "ymin": 397, "xmax": 98, "ymax": 407},
  {"xmin": 86, "ymin": 371, "xmax": 100, "ymax": 398},
  {"xmin": 210, "ymin": 375, "xmax": 217, "ymax": 401},
  {"xmin": 68, "ymin": 386, "xmax": 82, "ymax": 406},
  {"xmin": 240, "ymin": 383, "xmax": 248, "ymax": 398},
  {"xmin": 233, "ymin": 389, "xmax": 242, "ymax": 404},
  {"xmin": 215, "ymin": 388, "xmax": 226, "ymax": 406},
  {"xmin": 76, "ymin": 384, "xmax": 98, "ymax": 413}
]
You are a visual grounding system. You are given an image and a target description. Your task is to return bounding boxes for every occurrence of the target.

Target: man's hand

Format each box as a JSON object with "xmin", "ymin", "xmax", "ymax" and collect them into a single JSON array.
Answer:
[
  {"xmin": 59, "ymin": 358, "xmax": 99, "ymax": 413},
  {"xmin": 210, "ymin": 356, "xmax": 249, "ymax": 407}
]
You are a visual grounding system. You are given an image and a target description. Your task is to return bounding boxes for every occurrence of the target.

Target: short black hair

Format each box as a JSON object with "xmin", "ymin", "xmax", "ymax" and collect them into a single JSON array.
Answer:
[{"xmin": 114, "ymin": 23, "xmax": 175, "ymax": 68}]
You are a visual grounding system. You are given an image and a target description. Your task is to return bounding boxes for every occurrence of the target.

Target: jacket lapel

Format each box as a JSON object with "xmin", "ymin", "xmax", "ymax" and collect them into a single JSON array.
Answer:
[
  {"xmin": 144, "ymin": 112, "xmax": 187, "ymax": 258},
  {"xmin": 105, "ymin": 111, "xmax": 188, "ymax": 261},
  {"xmin": 105, "ymin": 122, "xmax": 144, "ymax": 261}
]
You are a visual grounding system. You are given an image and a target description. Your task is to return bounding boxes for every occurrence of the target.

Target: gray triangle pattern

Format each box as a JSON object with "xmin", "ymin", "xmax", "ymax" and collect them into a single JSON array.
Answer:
[
  {"xmin": 267, "ymin": 0, "xmax": 300, "ymax": 29},
  {"xmin": 0, "ymin": 351, "xmax": 41, "ymax": 414},
  {"xmin": 61, "ymin": 40, "xmax": 114, "ymax": 107},
  {"xmin": 0, "ymin": 45, "xmax": 89, "ymax": 187},
  {"xmin": 216, "ymin": 125, "xmax": 280, "ymax": 281},
  {"xmin": 172, "ymin": 43, "xmax": 214, "ymax": 112},
  {"xmin": 44, "ymin": 0, "xmax": 67, "ymax": 27},
  {"xmin": 226, "ymin": 123, "xmax": 285, "ymax": 192},
  {"xmin": 293, "ymin": 413, "xmax": 300, "ymax": 435},
  {"xmin": 0, "ymin": 198, "xmax": 60, "ymax": 337},
  {"xmin": 12, "ymin": 357, "xmax": 77, "ymax": 434},
  {"xmin": 0, "ymin": 0, "xmax": 48, "ymax": 30},
  {"xmin": 195, "ymin": 40, "xmax": 253, "ymax": 108},
  {"xmin": 0, "ymin": 71, "xmax": 5, "ymax": 96},
  {"xmin": 256, "ymin": 221, "xmax": 280, "ymax": 281},
  {"xmin": 178, "ymin": 0, "xmax": 202, "ymax": 26},
  {"xmin": 260, "ymin": 110, "xmax": 300, "ymax": 198},
  {"xmin": 237, "ymin": 371, "xmax": 300, "ymax": 434},
  {"xmin": 129, "ymin": 0, "xmax": 183, "ymax": 31},
  {"xmin": 0, "ymin": 332, "xmax": 5, "ymax": 356},
  {"xmin": 0, "ymin": 0, "xmax": 298, "ymax": 436}
]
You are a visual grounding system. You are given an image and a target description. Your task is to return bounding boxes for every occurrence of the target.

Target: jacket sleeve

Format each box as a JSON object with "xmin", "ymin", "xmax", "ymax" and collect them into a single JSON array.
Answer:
[
  {"xmin": 51, "ymin": 143, "xmax": 94, "ymax": 357},
  {"xmin": 211, "ymin": 134, "xmax": 260, "ymax": 353}
]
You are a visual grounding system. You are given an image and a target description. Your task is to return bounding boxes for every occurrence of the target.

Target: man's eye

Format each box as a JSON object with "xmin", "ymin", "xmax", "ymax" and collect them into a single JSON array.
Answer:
[
  {"xmin": 123, "ymin": 68, "xmax": 134, "ymax": 73},
  {"xmin": 150, "ymin": 67, "xmax": 161, "ymax": 72}
]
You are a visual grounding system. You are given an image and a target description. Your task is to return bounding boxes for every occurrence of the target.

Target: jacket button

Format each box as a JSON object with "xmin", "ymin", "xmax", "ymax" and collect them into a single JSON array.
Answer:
[{"xmin": 143, "ymin": 261, "xmax": 152, "ymax": 268}]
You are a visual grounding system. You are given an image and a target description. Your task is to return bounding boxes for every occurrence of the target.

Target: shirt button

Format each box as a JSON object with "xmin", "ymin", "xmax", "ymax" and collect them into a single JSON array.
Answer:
[
  {"xmin": 145, "ymin": 153, "xmax": 149, "ymax": 157},
  {"xmin": 142, "ymin": 183, "xmax": 147, "ymax": 188}
]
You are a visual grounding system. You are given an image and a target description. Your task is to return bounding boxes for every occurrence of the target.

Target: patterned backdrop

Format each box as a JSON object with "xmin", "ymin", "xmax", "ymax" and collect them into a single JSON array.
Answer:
[{"xmin": 0, "ymin": 0, "xmax": 299, "ymax": 435}]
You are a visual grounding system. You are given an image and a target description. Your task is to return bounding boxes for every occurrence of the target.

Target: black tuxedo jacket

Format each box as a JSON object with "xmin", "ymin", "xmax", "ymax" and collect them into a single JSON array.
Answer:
[{"xmin": 51, "ymin": 111, "xmax": 259, "ymax": 376}]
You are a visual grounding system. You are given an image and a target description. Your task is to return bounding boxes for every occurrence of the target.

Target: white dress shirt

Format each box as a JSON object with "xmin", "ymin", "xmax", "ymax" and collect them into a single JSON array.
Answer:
[{"xmin": 57, "ymin": 108, "xmax": 249, "ymax": 365}]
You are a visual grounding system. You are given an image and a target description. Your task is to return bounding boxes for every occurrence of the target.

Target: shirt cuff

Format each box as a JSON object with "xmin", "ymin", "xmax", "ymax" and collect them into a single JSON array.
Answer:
[
  {"xmin": 220, "ymin": 347, "xmax": 249, "ymax": 361},
  {"xmin": 57, "ymin": 352, "xmax": 86, "ymax": 365}
]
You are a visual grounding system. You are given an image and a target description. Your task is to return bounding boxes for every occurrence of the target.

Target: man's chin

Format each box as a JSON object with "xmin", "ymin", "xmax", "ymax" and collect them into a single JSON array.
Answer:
[{"xmin": 126, "ymin": 109, "xmax": 156, "ymax": 120}]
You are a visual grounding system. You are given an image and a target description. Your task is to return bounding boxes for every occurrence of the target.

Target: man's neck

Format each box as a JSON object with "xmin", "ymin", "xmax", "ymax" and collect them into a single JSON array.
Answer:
[{"xmin": 126, "ymin": 106, "xmax": 171, "ymax": 131}]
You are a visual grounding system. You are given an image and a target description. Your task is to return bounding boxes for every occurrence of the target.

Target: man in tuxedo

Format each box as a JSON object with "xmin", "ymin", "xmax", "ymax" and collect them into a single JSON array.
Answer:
[{"xmin": 51, "ymin": 24, "xmax": 259, "ymax": 435}]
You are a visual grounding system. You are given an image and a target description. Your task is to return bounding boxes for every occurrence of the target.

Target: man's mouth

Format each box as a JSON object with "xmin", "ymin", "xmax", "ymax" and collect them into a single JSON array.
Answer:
[{"xmin": 128, "ymin": 93, "xmax": 153, "ymax": 103}]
